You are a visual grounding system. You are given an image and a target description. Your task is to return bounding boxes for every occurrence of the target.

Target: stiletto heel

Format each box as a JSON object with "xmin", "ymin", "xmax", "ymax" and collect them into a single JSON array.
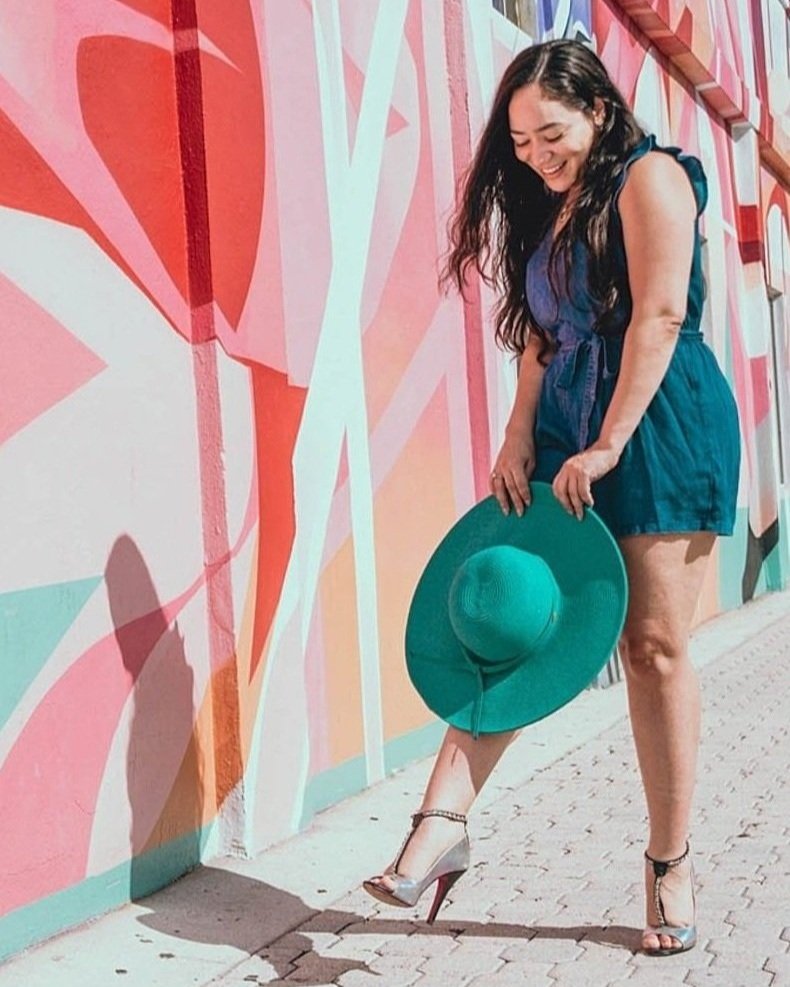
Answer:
[
  {"xmin": 643, "ymin": 841, "xmax": 697, "ymax": 956},
  {"xmin": 426, "ymin": 869, "xmax": 466, "ymax": 924},
  {"xmin": 363, "ymin": 809, "xmax": 469, "ymax": 923}
]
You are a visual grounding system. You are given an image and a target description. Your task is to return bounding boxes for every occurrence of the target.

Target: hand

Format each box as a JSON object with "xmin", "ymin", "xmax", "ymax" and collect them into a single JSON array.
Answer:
[
  {"xmin": 490, "ymin": 429, "xmax": 536, "ymax": 517},
  {"xmin": 551, "ymin": 444, "xmax": 620, "ymax": 520}
]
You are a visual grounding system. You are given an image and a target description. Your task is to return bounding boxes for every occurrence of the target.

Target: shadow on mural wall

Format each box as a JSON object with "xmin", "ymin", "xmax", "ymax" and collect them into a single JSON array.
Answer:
[
  {"xmin": 105, "ymin": 536, "xmax": 204, "ymax": 901},
  {"xmin": 742, "ymin": 520, "xmax": 781, "ymax": 603}
]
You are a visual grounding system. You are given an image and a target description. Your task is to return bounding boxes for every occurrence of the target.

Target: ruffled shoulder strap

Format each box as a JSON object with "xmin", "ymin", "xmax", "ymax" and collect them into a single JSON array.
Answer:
[{"xmin": 613, "ymin": 133, "xmax": 708, "ymax": 217}]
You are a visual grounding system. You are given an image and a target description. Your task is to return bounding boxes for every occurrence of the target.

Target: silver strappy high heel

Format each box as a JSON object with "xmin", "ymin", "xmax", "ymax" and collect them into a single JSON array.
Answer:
[
  {"xmin": 643, "ymin": 841, "xmax": 698, "ymax": 956},
  {"xmin": 362, "ymin": 809, "xmax": 470, "ymax": 924}
]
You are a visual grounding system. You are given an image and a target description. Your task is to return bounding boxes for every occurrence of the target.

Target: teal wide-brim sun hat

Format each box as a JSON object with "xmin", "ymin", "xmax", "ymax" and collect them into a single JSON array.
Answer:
[{"xmin": 405, "ymin": 482, "xmax": 628, "ymax": 736}]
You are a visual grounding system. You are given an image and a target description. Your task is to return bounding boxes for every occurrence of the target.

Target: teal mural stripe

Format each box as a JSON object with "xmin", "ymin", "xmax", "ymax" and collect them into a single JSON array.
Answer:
[
  {"xmin": 0, "ymin": 576, "xmax": 102, "ymax": 729},
  {"xmin": 298, "ymin": 720, "xmax": 448, "ymax": 831},
  {"xmin": 298, "ymin": 755, "xmax": 368, "ymax": 830},
  {"xmin": 382, "ymin": 720, "xmax": 446, "ymax": 774},
  {"xmin": 763, "ymin": 536, "xmax": 784, "ymax": 592},
  {"xmin": 0, "ymin": 823, "xmax": 214, "ymax": 964}
]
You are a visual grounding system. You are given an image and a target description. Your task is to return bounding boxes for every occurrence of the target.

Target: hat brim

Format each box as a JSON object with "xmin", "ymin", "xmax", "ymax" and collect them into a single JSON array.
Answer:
[{"xmin": 405, "ymin": 483, "xmax": 628, "ymax": 733}]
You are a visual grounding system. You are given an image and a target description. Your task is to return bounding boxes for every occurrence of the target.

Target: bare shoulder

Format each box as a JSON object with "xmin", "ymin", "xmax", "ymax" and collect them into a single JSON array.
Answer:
[{"xmin": 618, "ymin": 150, "xmax": 696, "ymax": 220}]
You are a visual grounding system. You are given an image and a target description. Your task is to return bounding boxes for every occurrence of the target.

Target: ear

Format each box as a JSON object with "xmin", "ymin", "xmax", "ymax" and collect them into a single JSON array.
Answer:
[{"xmin": 592, "ymin": 97, "xmax": 605, "ymax": 127}]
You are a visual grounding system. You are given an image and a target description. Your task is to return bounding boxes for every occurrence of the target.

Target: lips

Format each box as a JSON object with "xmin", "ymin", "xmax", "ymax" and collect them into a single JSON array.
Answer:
[{"xmin": 541, "ymin": 161, "xmax": 565, "ymax": 178}]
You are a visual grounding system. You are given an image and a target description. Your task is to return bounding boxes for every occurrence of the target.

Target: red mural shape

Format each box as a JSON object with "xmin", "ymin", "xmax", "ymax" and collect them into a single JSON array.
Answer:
[
  {"xmin": 196, "ymin": 0, "xmax": 265, "ymax": 330},
  {"xmin": 77, "ymin": 36, "xmax": 189, "ymax": 303},
  {"xmin": 250, "ymin": 364, "xmax": 308, "ymax": 681},
  {"xmin": 0, "ymin": 108, "xmax": 140, "ymax": 297},
  {"xmin": 115, "ymin": 0, "xmax": 172, "ymax": 25}
]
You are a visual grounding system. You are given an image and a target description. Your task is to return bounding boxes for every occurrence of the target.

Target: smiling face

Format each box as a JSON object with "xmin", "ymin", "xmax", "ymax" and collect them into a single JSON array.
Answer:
[{"xmin": 508, "ymin": 84, "xmax": 603, "ymax": 196}]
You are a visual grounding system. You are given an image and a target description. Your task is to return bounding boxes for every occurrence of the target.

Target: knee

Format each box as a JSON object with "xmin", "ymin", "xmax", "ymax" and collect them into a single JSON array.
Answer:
[{"xmin": 619, "ymin": 623, "xmax": 685, "ymax": 680}]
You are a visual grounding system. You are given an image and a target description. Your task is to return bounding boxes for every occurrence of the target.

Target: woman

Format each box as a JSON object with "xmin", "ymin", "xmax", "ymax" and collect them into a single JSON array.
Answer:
[{"xmin": 363, "ymin": 39, "xmax": 740, "ymax": 957}]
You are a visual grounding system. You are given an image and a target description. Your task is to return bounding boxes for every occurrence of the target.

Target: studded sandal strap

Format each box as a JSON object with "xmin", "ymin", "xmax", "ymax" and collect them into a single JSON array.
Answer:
[
  {"xmin": 644, "ymin": 841, "xmax": 690, "ymax": 927},
  {"xmin": 644, "ymin": 840, "xmax": 690, "ymax": 874},
  {"xmin": 412, "ymin": 809, "xmax": 467, "ymax": 825},
  {"xmin": 390, "ymin": 809, "xmax": 467, "ymax": 875}
]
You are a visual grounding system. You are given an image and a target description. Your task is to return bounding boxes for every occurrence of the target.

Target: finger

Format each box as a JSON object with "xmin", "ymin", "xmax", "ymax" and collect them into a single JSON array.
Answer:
[
  {"xmin": 522, "ymin": 461, "xmax": 536, "ymax": 508},
  {"xmin": 567, "ymin": 475, "xmax": 585, "ymax": 520},
  {"xmin": 503, "ymin": 471, "xmax": 526, "ymax": 516},
  {"xmin": 490, "ymin": 472, "xmax": 510, "ymax": 515},
  {"xmin": 572, "ymin": 470, "xmax": 594, "ymax": 515},
  {"xmin": 513, "ymin": 470, "xmax": 531, "ymax": 510},
  {"xmin": 552, "ymin": 472, "xmax": 573, "ymax": 516}
]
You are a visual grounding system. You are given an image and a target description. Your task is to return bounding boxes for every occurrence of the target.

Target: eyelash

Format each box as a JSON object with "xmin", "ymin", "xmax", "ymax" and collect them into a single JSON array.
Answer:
[{"xmin": 514, "ymin": 134, "xmax": 563, "ymax": 149}]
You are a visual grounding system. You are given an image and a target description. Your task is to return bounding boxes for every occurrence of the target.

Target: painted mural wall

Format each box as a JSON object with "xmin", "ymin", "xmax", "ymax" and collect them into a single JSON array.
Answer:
[{"xmin": 0, "ymin": 0, "xmax": 787, "ymax": 961}]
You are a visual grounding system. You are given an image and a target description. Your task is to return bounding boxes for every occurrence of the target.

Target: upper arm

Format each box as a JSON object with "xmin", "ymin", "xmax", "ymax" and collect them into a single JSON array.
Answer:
[
  {"xmin": 521, "ymin": 326, "xmax": 552, "ymax": 372},
  {"xmin": 617, "ymin": 151, "xmax": 697, "ymax": 327}
]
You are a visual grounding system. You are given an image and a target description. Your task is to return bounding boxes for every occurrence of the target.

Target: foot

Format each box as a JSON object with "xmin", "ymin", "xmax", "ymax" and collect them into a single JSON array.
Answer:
[
  {"xmin": 643, "ymin": 849, "xmax": 695, "ymax": 953},
  {"xmin": 369, "ymin": 813, "xmax": 466, "ymax": 893}
]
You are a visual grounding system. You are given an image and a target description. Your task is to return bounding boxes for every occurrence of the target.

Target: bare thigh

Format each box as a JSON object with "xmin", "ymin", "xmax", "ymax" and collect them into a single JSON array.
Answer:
[{"xmin": 618, "ymin": 533, "xmax": 716, "ymax": 650}]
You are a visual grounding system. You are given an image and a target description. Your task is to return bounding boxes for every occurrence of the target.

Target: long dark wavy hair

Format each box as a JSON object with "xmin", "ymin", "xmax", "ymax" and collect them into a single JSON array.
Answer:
[{"xmin": 441, "ymin": 39, "xmax": 645, "ymax": 359}]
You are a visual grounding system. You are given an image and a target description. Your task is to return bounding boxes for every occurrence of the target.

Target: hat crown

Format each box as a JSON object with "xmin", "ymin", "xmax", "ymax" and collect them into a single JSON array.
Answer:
[{"xmin": 448, "ymin": 545, "xmax": 560, "ymax": 668}]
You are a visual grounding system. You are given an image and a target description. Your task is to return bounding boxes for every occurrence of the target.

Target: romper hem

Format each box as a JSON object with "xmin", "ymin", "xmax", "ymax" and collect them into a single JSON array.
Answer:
[{"xmin": 606, "ymin": 519, "xmax": 734, "ymax": 539}]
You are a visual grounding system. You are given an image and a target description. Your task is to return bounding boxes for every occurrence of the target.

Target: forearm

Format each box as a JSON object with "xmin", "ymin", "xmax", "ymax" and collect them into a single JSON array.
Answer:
[
  {"xmin": 595, "ymin": 316, "xmax": 681, "ymax": 456},
  {"xmin": 506, "ymin": 338, "xmax": 547, "ymax": 439}
]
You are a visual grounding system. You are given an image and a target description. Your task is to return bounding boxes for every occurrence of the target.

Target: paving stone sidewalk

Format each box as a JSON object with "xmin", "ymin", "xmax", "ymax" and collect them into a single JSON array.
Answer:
[
  {"xmin": 212, "ymin": 601, "xmax": 790, "ymax": 987},
  {"xmin": 1, "ymin": 592, "xmax": 788, "ymax": 987}
]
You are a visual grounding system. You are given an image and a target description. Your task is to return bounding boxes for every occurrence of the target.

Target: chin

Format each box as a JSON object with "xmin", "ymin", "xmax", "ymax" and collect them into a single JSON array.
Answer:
[{"xmin": 555, "ymin": 169, "xmax": 578, "ymax": 191}]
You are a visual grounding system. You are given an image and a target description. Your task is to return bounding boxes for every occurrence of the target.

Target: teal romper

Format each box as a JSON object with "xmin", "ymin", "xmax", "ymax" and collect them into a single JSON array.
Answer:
[{"xmin": 527, "ymin": 134, "xmax": 740, "ymax": 537}]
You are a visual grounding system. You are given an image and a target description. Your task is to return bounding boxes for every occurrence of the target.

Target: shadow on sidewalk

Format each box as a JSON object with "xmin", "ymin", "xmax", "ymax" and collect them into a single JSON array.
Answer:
[{"xmin": 134, "ymin": 866, "xmax": 640, "ymax": 982}]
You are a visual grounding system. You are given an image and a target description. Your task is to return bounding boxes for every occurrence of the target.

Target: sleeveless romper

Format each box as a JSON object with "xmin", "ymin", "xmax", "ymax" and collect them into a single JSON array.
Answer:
[{"xmin": 526, "ymin": 134, "xmax": 740, "ymax": 538}]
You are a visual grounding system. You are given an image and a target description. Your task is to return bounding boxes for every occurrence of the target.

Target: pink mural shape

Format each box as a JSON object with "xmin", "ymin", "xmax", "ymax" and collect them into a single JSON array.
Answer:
[{"xmin": 0, "ymin": 274, "xmax": 107, "ymax": 445}]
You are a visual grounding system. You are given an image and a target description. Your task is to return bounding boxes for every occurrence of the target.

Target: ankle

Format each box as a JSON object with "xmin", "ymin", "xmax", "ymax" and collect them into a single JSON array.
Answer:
[{"xmin": 645, "ymin": 839, "xmax": 689, "ymax": 864}]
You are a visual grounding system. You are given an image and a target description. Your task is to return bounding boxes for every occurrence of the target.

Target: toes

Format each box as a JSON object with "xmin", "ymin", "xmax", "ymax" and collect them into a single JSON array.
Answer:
[{"xmin": 643, "ymin": 931, "xmax": 681, "ymax": 953}]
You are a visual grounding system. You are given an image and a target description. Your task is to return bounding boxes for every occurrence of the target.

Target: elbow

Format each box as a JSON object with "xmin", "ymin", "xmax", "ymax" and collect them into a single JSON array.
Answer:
[
  {"xmin": 633, "ymin": 307, "xmax": 686, "ymax": 338},
  {"xmin": 660, "ymin": 314, "xmax": 684, "ymax": 339}
]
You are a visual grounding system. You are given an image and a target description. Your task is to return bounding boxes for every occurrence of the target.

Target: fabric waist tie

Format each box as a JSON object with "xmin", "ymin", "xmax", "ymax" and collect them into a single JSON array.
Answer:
[{"xmin": 556, "ymin": 333, "xmax": 621, "ymax": 450}]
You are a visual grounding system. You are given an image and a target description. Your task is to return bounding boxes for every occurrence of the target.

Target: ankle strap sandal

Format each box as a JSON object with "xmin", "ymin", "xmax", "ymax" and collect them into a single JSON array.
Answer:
[
  {"xmin": 363, "ymin": 808, "xmax": 470, "ymax": 924},
  {"xmin": 643, "ymin": 841, "xmax": 698, "ymax": 956}
]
